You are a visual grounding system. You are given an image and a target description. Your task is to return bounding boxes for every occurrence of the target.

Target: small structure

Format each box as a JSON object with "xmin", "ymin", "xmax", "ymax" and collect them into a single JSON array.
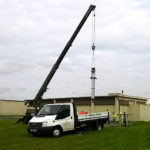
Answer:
[{"xmin": 0, "ymin": 99, "xmax": 27, "ymax": 116}]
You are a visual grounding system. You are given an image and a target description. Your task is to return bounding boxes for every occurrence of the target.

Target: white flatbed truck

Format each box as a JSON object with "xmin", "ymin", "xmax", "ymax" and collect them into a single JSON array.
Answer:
[{"xmin": 28, "ymin": 103, "xmax": 108, "ymax": 137}]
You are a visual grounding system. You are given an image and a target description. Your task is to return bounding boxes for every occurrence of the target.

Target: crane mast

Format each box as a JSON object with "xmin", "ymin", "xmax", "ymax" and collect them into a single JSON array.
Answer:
[{"xmin": 28, "ymin": 5, "xmax": 96, "ymax": 108}]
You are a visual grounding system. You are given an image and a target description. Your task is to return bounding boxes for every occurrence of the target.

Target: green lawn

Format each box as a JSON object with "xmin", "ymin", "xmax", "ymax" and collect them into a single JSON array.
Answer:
[{"xmin": 0, "ymin": 120, "xmax": 150, "ymax": 150}]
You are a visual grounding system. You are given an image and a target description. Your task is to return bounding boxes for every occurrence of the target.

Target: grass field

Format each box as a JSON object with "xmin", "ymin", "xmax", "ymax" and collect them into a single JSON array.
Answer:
[{"xmin": 0, "ymin": 120, "xmax": 150, "ymax": 150}]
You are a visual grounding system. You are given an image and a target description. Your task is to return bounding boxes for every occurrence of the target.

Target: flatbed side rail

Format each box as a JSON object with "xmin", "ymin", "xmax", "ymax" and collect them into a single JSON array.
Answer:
[{"xmin": 78, "ymin": 112, "xmax": 108, "ymax": 122}]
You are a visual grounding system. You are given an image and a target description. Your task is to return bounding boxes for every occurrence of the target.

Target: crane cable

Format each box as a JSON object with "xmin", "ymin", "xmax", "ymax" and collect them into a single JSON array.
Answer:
[{"xmin": 91, "ymin": 10, "xmax": 96, "ymax": 68}]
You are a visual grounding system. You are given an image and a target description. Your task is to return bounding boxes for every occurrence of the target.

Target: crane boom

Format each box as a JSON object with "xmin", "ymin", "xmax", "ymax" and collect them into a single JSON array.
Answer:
[{"xmin": 30, "ymin": 5, "xmax": 96, "ymax": 107}]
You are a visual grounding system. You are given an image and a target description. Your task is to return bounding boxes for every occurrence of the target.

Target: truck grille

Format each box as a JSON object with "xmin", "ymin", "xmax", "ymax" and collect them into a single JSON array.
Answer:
[{"xmin": 29, "ymin": 122, "xmax": 42, "ymax": 128}]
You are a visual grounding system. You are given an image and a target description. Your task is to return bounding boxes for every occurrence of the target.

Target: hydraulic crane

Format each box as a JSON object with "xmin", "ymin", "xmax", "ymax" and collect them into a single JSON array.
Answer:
[{"xmin": 19, "ymin": 5, "xmax": 96, "ymax": 124}]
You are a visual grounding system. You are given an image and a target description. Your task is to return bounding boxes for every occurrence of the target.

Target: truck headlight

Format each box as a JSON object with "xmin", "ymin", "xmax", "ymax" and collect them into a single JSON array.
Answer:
[{"xmin": 42, "ymin": 121, "xmax": 48, "ymax": 127}]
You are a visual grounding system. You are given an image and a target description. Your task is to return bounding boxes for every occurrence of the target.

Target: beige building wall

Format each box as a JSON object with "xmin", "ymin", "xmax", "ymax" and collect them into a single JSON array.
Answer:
[
  {"xmin": 77, "ymin": 105, "xmax": 114, "ymax": 119},
  {"xmin": 139, "ymin": 105, "xmax": 150, "ymax": 121},
  {"xmin": 116, "ymin": 104, "xmax": 150, "ymax": 121},
  {"xmin": 120, "ymin": 106, "xmax": 129, "ymax": 113},
  {"xmin": 128, "ymin": 104, "xmax": 140, "ymax": 121},
  {"xmin": 128, "ymin": 104, "xmax": 150, "ymax": 121},
  {"xmin": 77, "ymin": 106, "xmax": 91, "ymax": 113},
  {"xmin": 0, "ymin": 100, "xmax": 27, "ymax": 115},
  {"xmin": 94, "ymin": 105, "xmax": 114, "ymax": 113},
  {"xmin": 94, "ymin": 105, "xmax": 115, "ymax": 120}
]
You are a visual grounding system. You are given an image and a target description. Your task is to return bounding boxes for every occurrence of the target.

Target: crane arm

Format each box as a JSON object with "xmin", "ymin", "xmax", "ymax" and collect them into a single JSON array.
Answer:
[{"xmin": 31, "ymin": 5, "xmax": 96, "ymax": 107}]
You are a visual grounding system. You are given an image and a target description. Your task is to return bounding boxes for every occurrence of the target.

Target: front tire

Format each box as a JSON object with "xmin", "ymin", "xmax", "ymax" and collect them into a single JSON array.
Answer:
[{"xmin": 52, "ymin": 127, "xmax": 62, "ymax": 137}]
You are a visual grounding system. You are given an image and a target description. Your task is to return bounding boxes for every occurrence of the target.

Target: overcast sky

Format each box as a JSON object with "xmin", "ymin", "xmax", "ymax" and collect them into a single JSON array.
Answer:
[{"xmin": 0, "ymin": 0, "xmax": 150, "ymax": 102}]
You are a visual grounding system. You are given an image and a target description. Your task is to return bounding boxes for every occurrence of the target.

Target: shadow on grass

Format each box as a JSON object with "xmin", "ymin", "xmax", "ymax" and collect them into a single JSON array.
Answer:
[{"xmin": 27, "ymin": 127, "xmax": 92, "ymax": 138}]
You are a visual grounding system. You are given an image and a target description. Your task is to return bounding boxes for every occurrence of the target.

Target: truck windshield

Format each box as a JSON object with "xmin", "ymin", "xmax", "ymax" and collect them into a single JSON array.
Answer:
[{"xmin": 37, "ymin": 105, "xmax": 61, "ymax": 116}]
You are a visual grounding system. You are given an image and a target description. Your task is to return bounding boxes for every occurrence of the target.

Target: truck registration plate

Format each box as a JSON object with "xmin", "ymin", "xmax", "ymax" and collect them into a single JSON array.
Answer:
[{"xmin": 30, "ymin": 129, "xmax": 37, "ymax": 132}]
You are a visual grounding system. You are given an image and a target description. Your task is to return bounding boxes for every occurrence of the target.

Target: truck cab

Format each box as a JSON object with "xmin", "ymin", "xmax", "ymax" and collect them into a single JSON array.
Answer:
[{"xmin": 28, "ymin": 103, "xmax": 76, "ymax": 137}]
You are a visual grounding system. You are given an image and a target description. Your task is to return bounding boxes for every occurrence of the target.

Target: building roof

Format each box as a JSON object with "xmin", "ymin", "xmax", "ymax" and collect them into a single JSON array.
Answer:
[
  {"xmin": 0, "ymin": 99, "xmax": 24, "ymax": 102},
  {"xmin": 42, "ymin": 93, "xmax": 148, "ymax": 101},
  {"xmin": 108, "ymin": 93, "xmax": 148, "ymax": 101}
]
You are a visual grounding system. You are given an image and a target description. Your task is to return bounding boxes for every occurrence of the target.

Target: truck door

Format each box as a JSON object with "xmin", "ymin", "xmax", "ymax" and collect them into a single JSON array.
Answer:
[{"xmin": 56, "ymin": 105, "xmax": 74, "ymax": 131}]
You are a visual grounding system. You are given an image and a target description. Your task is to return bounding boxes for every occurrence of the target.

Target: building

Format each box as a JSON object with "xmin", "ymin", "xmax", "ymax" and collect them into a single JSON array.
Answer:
[
  {"xmin": 40, "ymin": 93, "xmax": 149, "ymax": 121},
  {"xmin": 0, "ymin": 93, "xmax": 150, "ymax": 121},
  {"xmin": 0, "ymin": 99, "xmax": 27, "ymax": 116}
]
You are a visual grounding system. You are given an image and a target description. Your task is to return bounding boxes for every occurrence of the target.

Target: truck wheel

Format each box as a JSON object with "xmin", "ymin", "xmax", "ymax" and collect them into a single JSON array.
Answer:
[
  {"xmin": 96, "ymin": 121, "xmax": 102, "ymax": 131},
  {"xmin": 92, "ymin": 121, "xmax": 102, "ymax": 131},
  {"xmin": 52, "ymin": 127, "xmax": 62, "ymax": 137}
]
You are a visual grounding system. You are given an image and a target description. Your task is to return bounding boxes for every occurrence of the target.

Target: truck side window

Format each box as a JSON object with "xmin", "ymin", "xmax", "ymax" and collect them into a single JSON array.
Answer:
[{"xmin": 57, "ymin": 105, "xmax": 70, "ymax": 119}]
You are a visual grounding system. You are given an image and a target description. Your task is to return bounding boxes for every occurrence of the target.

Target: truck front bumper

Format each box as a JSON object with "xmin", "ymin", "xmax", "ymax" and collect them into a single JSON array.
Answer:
[{"xmin": 28, "ymin": 126, "xmax": 54, "ymax": 134}]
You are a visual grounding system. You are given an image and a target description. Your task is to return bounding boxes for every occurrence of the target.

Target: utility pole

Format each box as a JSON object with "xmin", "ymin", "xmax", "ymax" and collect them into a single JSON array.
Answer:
[{"xmin": 90, "ymin": 9, "xmax": 96, "ymax": 112}]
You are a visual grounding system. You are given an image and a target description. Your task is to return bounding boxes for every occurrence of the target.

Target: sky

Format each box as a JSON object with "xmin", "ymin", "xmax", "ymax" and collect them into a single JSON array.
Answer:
[{"xmin": 0, "ymin": 0, "xmax": 150, "ymax": 102}]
